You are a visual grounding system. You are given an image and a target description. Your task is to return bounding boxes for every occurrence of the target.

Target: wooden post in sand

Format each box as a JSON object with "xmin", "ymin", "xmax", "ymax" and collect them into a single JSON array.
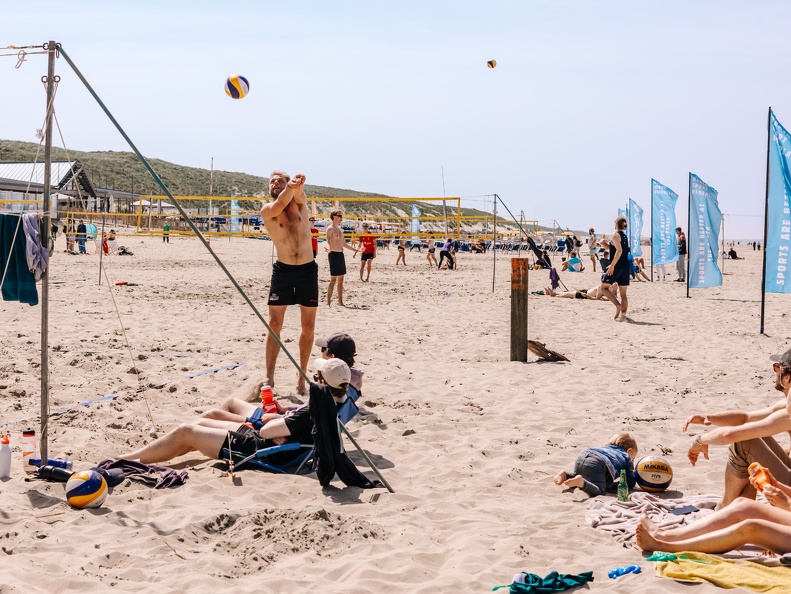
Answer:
[{"xmin": 510, "ymin": 258, "xmax": 529, "ymax": 362}]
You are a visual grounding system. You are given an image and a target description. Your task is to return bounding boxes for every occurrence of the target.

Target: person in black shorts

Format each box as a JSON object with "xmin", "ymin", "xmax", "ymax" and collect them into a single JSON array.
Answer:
[
  {"xmin": 260, "ymin": 170, "xmax": 318, "ymax": 394},
  {"xmin": 119, "ymin": 359, "xmax": 353, "ymax": 467},
  {"xmin": 601, "ymin": 216, "xmax": 630, "ymax": 320},
  {"xmin": 325, "ymin": 210, "xmax": 358, "ymax": 307}
]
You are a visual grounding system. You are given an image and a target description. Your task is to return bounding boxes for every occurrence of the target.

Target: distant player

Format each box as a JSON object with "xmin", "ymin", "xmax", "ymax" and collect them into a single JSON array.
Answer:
[{"xmin": 355, "ymin": 223, "xmax": 377, "ymax": 282}]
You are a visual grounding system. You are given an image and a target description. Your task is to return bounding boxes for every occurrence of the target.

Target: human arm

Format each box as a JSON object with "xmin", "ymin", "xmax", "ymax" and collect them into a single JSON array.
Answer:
[
  {"xmin": 683, "ymin": 399, "xmax": 788, "ymax": 431},
  {"xmin": 606, "ymin": 233, "xmax": 621, "ymax": 275},
  {"xmin": 687, "ymin": 409, "xmax": 791, "ymax": 466},
  {"xmin": 750, "ymin": 468, "xmax": 791, "ymax": 510}
]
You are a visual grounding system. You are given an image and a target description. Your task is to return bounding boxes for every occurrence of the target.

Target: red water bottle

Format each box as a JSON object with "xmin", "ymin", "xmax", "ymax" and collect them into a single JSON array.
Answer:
[{"xmin": 261, "ymin": 385, "xmax": 277, "ymax": 414}]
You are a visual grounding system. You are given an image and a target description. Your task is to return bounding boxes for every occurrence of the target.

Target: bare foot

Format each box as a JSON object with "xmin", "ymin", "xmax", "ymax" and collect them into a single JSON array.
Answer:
[
  {"xmin": 635, "ymin": 521, "xmax": 666, "ymax": 552},
  {"xmin": 296, "ymin": 374, "xmax": 307, "ymax": 395},
  {"xmin": 553, "ymin": 471, "xmax": 567, "ymax": 485},
  {"xmin": 563, "ymin": 475, "xmax": 585, "ymax": 489},
  {"xmin": 614, "ymin": 306, "xmax": 622, "ymax": 320},
  {"xmin": 338, "ymin": 302, "xmax": 345, "ymax": 307}
]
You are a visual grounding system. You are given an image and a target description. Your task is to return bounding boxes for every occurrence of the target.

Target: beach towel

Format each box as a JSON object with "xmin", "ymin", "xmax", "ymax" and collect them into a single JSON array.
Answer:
[
  {"xmin": 585, "ymin": 491, "xmax": 718, "ymax": 548},
  {"xmin": 0, "ymin": 214, "xmax": 38, "ymax": 305},
  {"xmin": 549, "ymin": 268, "xmax": 560, "ymax": 290},
  {"xmin": 493, "ymin": 570, "xmax": 594, "ymax": 593},
  {"xmin": 655, "ymin": 551, "xmax": 791, "ymax": 592},
  {"xmin": 96, "ymin": 459, "xmax": 188, "ymax": 489}
]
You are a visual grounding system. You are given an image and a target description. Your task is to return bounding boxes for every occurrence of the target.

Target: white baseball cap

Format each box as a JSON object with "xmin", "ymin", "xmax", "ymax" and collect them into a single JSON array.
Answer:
[{"xmin": 313, "ymin": 358, "xmax": 351, "ymax": 388}]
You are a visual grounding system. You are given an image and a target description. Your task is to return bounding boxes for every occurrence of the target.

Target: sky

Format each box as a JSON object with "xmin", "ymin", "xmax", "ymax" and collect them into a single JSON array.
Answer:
[{"xmin": 2, "ymin": 0, "xmax": 789, "ymax": 239}]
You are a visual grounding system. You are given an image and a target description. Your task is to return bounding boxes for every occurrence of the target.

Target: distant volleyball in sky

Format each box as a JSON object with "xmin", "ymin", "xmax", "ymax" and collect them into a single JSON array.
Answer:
[
  {"xmin": 225, "ymin": 74, "xmax": 250, "ymax": 99},
  {"xmin": 487, "ymin": 59, "xmax": 497, "ymax": 69}
]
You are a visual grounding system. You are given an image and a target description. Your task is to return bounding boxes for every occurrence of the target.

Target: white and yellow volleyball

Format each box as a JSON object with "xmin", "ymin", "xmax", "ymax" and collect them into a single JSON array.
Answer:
[
  {"xmin": 635, "ymin": 456, "xmax": 673, "ymax": 492},
  {"xmin": 66, "ymin": 470, "xmax": 108, "ymax": 509},
  {"xmin": 225, "ymin": 74, "xmax": 250, "ymax": 99}
]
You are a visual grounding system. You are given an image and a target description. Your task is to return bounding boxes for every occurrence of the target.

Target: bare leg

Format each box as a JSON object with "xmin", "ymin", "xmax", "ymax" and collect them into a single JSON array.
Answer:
[
  {"xmin": 617, "ymin": 285, "xmax": 629, "ymax": 318},
  {"xmin": 296, "ymin": 305, "xmax": 317, "ymax": 395},
  {"xmin": 120, "ymin": 423, "xmax": 229, "ymax": 464},
  {"xmin": 327, "ymin": 277, "xmax": 337, "ymax": 306},
  {"xmin": 365, "ymin": 260, "xmax": 372, "ymax": 281},
  {"xmin": 720, "ymin": 466, "xmax": 754, "ymax": 509},
  {"xmin": 359, "ymin": 262, "xmax": 365, "ymax": 281},
  {"xmin": 337, "ymin": 275, "xmax": 345, "ymax": 306},
  {"xmin": 265, "ymin": 305, "xmax": 287, "ymax": 388},
  {"xmin": 544, "ymin": 287, "xmax": 557, "ymax": 296},
  {"xmin": 637, "ymin": 516, "xmax": 791, "ymax": 555},
  {"xmin": 601, "ymin": 284, "xmax": 621, "ymax": 316}
]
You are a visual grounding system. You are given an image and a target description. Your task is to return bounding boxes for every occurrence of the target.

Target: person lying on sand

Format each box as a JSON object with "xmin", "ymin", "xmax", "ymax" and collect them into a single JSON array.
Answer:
[
  {"xmin": 636, "ymin": 469, "xmax": 791, "ymax": 554},
  {"xmin": 554, "ymin": 432, "xmax": 637, "ymax": 497},
  {"xmin": 120, "ymin": 359, "xmax": 351, "ymax": 465},
  {"xmin": 543, "ymin": 284, "xmax": 617, "ymax": 300}
]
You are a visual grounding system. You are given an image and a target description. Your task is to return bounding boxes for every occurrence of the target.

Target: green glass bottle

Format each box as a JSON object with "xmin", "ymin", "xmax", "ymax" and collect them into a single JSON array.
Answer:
[{"xmin": 618, "ymin": 469, "xmax": 629, "ymax": 502}]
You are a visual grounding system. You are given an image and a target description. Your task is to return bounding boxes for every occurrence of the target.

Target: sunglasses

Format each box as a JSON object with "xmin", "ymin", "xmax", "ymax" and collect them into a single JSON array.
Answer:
[
  {"xmin": 321, "ymin": 346, "xmax": 328, "ymax": 353},
  {"xmin": 774, "ymin": 362, "xmax": 782, "ymax": 372}
]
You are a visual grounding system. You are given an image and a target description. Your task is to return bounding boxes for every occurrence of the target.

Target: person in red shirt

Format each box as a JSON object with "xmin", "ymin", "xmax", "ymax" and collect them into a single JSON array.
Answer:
[
  {"xmin": 309, "ymin": 217, "xmax": 319, "ymax": 259},
  {"xmin": 354, "ymin": 223, "xmax": 377, "ymax": 282}
]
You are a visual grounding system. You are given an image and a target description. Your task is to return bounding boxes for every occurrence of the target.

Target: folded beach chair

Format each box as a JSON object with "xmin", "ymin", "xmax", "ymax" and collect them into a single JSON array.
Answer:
[{"xmin": 219, "ymin": 395, "xmax": 360, "ymax": 475}]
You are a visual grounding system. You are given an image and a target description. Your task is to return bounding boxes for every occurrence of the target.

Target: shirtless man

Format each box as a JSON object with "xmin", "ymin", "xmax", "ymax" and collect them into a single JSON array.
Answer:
[
  {"xmin": 260, "ymin": 171, "xmax": 317, "ymax": 394},
  {"xmin": 325, "ymin": 210, "xmax": 358, "ymax": 307}
]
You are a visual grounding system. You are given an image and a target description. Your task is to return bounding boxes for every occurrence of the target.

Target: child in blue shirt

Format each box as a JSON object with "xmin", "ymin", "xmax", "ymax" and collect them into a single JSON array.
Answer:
[{"xmin": 554, "ymin": 432, "xmax": 638, "ymax": 497}]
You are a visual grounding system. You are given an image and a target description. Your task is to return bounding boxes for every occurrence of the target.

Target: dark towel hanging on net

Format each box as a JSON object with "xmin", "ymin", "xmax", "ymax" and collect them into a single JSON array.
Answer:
[{"xmin": 0, "ymin": 213, "xmax": 38, "ymax": 305}]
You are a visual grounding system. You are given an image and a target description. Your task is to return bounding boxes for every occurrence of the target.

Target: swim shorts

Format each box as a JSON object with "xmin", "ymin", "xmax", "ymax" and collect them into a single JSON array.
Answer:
[
  {"xmin": 574, "ymin": 291, "xmax": 584, "ymax": 299},
  {"xmin": 268, "ymin": 260, "xmax": 319, "ymax": 307},
  {"xmin": 361, "ymin": 252, "xmax": 374, "ymax": 261},
  {"xmin": 220, "ymin": 425, "xmax": 300, "ymax": 467},
  {"xmin": 328, "ymin": 251, "xmax": 346, "ymax": 276},
  {"xmin": 428, "ymin": 248, "xmax": 436, "ymax": 253}
]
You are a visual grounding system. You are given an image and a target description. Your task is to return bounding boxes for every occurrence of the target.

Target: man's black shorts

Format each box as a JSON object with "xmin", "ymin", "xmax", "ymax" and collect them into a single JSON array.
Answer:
[
  {"xmin": 220, "ymin": 425, "xmax": 300, "ymax": 467},
  {"xmin": 360, "ymin": 252, "xmax": 374, "ymax": 261},
  {"xmin": 328, "ymin": 251, "xmax": 346, "ymax": 276},
  {"xmin": 268, "ymin": 260, "xmax": 319, "ymax": 307}
]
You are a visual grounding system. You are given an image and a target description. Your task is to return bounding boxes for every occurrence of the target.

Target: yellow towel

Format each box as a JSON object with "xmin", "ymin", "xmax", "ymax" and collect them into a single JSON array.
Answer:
[{"xmin": 656, "ymin": 551, "xmax": 791, "ymax": 592}]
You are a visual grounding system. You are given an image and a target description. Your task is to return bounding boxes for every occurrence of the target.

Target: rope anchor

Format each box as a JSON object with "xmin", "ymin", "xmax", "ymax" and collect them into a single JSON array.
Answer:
[{"xmin": 15, "ymin": 49, "xmax": 26, "ymax": 69}]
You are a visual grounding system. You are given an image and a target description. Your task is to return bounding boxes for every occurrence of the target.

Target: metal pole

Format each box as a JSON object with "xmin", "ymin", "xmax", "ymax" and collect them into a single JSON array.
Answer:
[
  {"xmin": 686, "ymin": 173, "xmax": 691, "ymax": 299},
  {"xmin": 721, "ymin": 216, "xmax": 725, "ymax": 275},
  {"xmin": 650, "ymin": 180, "xmax": 654, "ymax": 282},
  {"xmin": 441, "ymin": 166, "xmax": 448, "ymax": 236},
  {"xmin": 40, "ymin": 40, "xmax": 57, "ymax": 466},
  {"xmin": 209, "ymin": 157, "xmax": 213, "ymax": 220},
  {"xmin": 760, "ymin": 107, "xmax": 773, "ymax": 334},
  {"xmin": 492, "ymin": 195, "xmax": 497, "ymax": 292},
  {"xmin": 98, "ymin": 208, "xmax": 106, "ymax": 285}
]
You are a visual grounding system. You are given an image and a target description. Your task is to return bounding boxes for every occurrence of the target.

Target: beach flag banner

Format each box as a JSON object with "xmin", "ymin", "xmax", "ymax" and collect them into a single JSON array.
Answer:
[
  {"xmin": 230, "ymin": 199, "xmax": 240, "ymax": 233},
  {"xmin": 411, "ymin": 204, "xmax": 421, "ymax": 234},
  {"xmin": 628, "ymin": 199, "xmax": 644, "ymax": 257},
  {"xmin": 618, "ymin": 207, "xmax": 627, "ymax": 220},
  {"xmin": 688, "ymin": 174, "xmax": 722, "ymax": 289},
  {"xmin": 651, "ymin": 180, "xmax": 679, "ymax": 265},
  {"xmin": 764, "ymin": 112, "xmax": 791, "ymax": 294}
]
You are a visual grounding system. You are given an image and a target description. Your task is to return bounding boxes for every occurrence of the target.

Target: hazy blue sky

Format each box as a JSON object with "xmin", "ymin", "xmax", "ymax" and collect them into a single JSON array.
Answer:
[{"xmin": 3, "ymin": 1, "xmax": 788, "ymax": 238}]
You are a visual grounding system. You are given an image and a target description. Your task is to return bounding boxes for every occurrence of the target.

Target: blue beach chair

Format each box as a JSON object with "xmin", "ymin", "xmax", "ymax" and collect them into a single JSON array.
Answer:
[{"xmin": 219, "ymin": 396, "xmax": 360, "ymax": 475}]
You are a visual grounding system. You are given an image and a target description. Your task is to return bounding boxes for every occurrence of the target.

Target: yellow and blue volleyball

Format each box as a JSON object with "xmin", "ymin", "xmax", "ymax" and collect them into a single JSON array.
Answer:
[
  {"xmin": 225, "ymin": 74, "xmax": 250, "ymax": 99},
  {"xmin": 635, "ymin": 456, "xmax": 673, "ymax": 492},
  {"xmin": 66, "ymin": 470, "xmax": 108, "ymax": 509},
  {"xmin": 486, "ymin": 59, "xmax": 497, "ymax": 69}
]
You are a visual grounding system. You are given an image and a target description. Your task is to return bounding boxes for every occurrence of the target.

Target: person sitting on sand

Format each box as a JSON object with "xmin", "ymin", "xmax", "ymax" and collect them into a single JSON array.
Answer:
[
  {"xmin": 561, "ymin": 251, "xmax": 585, "ymax": 272},
  {"xmin": 728, "ymin": 247, "xmax": 742, "ymax": 259},
  {"xmin": 554, "ymin": 432, "xmax": 638, "ymax": 497},
  {"xmin": 201, "ymin": 332, "xmax": 363, "ymax": 429},
  {"xmin": 628, "ymin": 254, "xmax": 651, "ymax": 282},
  {"xmin": 543, "ymin": 284, "xmax": 617, "ymax": 300},
  {"xmin": 120, "ymin": 358, "xmax": 352, "ymax": 465},
  {"xmin": 684, "ymin": 348, "xmax": 791, "ymax": 509},
  {"xmin": 636, "ymin": 468, "xmax": 791, "ymax": 554}
]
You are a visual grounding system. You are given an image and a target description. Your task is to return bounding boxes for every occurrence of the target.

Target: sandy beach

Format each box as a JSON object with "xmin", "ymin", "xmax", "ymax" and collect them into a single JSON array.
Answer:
[{"xmin": 0, "ymin": 234, "xmax": 785, "ymax": 593}]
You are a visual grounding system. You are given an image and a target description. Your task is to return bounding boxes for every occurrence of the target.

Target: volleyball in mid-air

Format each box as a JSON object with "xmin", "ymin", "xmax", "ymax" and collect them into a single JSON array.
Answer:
[
  {"xmin": 487, "ymin": 59, "xmax": 497, "ymax": 69},
  {"xmin": 635, "ymin": 456, "xmax": 673, "ymax": 493},
  {"xmin": 225, "ymin": 74, "xmax": 250, "ymax": 99},
  {"xmin": 66, "ymin": 470, "xmax": 108, "ymax": 509}
]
